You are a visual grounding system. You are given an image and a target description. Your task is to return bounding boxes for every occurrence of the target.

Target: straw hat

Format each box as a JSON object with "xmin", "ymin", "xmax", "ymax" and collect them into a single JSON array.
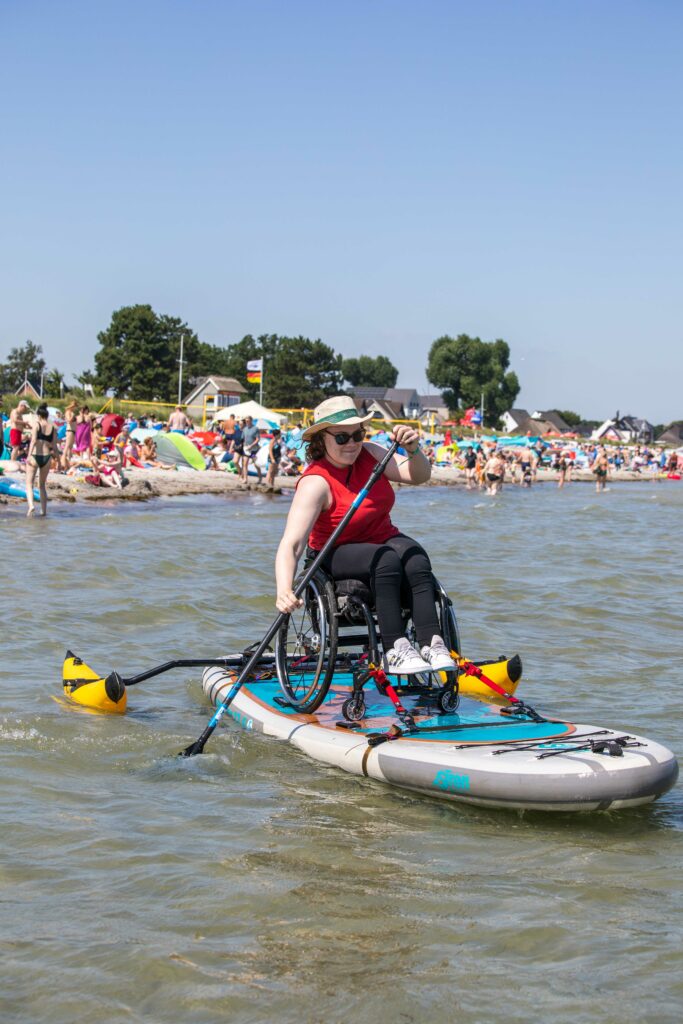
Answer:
[{"xmin": 302, "ymin": 396, "xmax": 373, "ymax": 441}]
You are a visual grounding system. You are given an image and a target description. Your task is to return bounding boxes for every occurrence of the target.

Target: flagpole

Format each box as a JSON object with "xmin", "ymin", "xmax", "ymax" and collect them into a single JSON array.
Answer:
[{"xmin": 260, "ymin": 358, "xmax": 264, "ymax": 405}]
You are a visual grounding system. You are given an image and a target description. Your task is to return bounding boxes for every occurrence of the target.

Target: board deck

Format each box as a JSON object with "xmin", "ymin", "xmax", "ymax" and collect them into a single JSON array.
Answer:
[{"xmin": 217, "ymin": 673, "xmax": 576, "ymax": 745}]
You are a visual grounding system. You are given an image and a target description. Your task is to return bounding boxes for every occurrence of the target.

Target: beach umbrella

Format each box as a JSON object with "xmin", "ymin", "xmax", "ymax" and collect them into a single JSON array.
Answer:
[{"xmin": 101, "ymin": 413, "xmax": 125, "ymax": 438}]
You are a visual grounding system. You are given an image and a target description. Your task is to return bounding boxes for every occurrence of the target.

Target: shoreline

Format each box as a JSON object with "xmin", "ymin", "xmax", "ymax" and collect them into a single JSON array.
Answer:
[{"xmin": 0, "ymin": 464, "xmax": 674, "ymax": 507}]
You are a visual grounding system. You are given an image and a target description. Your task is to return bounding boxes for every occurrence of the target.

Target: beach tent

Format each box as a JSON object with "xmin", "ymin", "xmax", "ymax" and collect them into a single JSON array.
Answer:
[
  {"xmin": 155, "ymin": 431, "xmax": 206, "ymax": 470},
  {"xmin": 435, "ymin": 444, "xmax": 460, "ymax": 463},
  {"xmin": 213, "ymin": 401, "xmax": 285, "ymax": 427}
]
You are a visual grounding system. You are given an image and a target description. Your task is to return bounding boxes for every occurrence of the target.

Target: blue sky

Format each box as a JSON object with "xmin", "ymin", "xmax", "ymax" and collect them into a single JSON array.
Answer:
[{"xmin": 1, "ymin": 0, "xmax": 681, "ymax": 422}]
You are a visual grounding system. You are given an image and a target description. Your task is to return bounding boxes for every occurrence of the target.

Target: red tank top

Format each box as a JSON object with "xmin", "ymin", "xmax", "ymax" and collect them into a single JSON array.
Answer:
[{"xmin": 301, "ymin": 446, "xmax": 400, "ymax": 550}]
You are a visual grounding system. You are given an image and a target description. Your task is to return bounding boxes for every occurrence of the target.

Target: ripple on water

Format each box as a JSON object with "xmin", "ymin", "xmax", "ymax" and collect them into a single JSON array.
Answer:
[{"xmin": 1, "ymin": 486, "xmax": 682, "ymax": 1024}]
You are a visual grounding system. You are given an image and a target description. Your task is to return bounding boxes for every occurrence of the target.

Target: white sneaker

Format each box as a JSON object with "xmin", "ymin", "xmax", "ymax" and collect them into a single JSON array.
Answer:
[
  {"xmin": 420, "ymin": 635, "xmax": 457, "ymax": 672},
  {"xmin": 383, "ymin": 637, "xmax": 431, "ymax": 675}
]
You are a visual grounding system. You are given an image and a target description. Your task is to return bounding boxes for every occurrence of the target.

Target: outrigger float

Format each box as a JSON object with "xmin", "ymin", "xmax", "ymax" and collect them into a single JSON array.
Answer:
[{"xmin": 61, "ymin": 649, "xmax": 678, "ymax": 813}]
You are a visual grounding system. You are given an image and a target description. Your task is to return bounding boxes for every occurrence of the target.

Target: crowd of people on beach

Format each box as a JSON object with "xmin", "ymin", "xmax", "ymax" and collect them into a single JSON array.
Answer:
[
  {"xmin": 2, "ymin": 399, "xmax": 681, "ymax": 515},
  {"xmin": 427, "ymin": 438, "xmax": 681, "ymax": 493},
  {"xmin": 0, "ymin": 401, "xmax": 309, "ymax": 514}
]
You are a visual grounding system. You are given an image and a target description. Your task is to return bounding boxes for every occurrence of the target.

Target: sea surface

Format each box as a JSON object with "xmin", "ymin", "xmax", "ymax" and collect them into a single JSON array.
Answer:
[{"xmin": 1, "ymin": 479, "xmax": 682, "ymax": 1024}]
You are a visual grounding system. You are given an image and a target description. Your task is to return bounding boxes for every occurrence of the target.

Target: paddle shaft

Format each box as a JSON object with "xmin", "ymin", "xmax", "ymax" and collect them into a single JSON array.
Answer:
[{"xmin": 181, "ymin": 440, "xmax": 401, "ymax": 756}]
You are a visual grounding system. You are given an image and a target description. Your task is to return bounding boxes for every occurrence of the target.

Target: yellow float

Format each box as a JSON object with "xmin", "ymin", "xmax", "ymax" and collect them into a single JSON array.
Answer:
[{"xmin": 61, "ymin": 650, "xmax": 127, "ymax": 713}]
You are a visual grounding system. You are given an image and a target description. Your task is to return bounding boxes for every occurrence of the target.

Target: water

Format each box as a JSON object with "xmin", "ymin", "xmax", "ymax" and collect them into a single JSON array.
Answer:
[{"xmin": 1, "ymin": 481, "xmax": 682, "ymax": 1023}]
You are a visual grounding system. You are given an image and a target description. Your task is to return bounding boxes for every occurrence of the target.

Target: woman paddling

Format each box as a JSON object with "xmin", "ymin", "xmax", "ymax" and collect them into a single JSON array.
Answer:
[
  {"xmin": 26, "ymin": 403, "xmax": 58, "ymax": 517},
  {"xmin": 275, "ymin": 396, "xmax": 456, "ymax": 675}
]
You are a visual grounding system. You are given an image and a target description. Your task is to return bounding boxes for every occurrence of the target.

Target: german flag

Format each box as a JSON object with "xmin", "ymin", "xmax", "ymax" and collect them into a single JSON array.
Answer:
[{"xmin": 247, "ymin": 359, "xmax": 262, "ymax": 384}]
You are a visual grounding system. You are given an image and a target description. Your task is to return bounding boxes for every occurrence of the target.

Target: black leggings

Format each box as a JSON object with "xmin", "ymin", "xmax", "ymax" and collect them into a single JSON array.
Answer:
[{"xmin": 323, "ymin": 533, "xmax": 440, "ymax": 649}]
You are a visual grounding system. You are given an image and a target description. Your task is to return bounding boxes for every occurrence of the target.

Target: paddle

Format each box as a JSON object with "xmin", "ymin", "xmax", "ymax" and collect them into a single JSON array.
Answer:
[{"xmin": 179, "ymin": 440, "xmax": 401, "ymax": 757}]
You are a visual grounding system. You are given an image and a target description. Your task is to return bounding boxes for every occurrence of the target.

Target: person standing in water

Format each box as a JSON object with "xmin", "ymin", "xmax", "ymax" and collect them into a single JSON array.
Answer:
[
  {"xmin": 26, "ymin": 403, "xmax": 58, "ymax": 517},
  {"xmin": 593, "ymin": 448, "xmax": 609, "ymax": 493},
  {"xmin": 483, "ymin": 450, "xmax": 506, "ymax": 495}
]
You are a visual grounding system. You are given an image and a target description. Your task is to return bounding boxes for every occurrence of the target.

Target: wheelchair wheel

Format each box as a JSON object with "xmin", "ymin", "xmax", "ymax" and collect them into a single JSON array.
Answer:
[
  {"xmin": 438, "ymin": 684, "xmax": 460, "ymax": 713},
  {"xmin": 275, "ymin": 571, "xmax": 338, "ymax": 713},
  {"xmin": 342, "ymin": 695, "xmax": 366, "ymax": 722},
  {"xmin": 441, "ymin": 600, "xmax": 461, "ymax": 657}
]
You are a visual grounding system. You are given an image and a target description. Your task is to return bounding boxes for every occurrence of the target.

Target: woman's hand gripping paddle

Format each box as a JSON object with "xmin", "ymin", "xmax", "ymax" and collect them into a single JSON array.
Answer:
[{"xmin": 179, "ymin": 441, "xmax": 400, "ymax": 757}]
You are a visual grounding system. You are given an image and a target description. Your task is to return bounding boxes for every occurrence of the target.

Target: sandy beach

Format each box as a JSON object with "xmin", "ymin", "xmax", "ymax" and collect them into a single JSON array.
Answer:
[{"xmin": 0, "ymin": 463, "xmax": 669, "ymax": 508}]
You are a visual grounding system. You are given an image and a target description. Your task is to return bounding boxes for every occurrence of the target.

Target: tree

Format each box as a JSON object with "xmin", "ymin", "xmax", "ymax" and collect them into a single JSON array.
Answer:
[
  {"xmin": 74, "ymin": 369, "xmax": 98, "ymax": 389},
  {"xmin": 203, "ymin": 334, "xmax": 280, "ymax": 400},
  {"xmin": 0, "ymin": 339, "xmax": 47, "ymax": 393},
  {"xmin": 550, "ymin": 409, "xmax": 582, "ymax": 428},
  {"xmin": 43, "ymin": 368, "xmax": 67, "ymax": 398},
  {"xmin": 94, "ymin": 305, "xmax": 201, "ymax": 401},
  {"xmin": 342, "ymin": 354, "xmax": 398, "ymax": 389},
  {"xmin": 265, "ymin": 336, "xmax": 343, "ymax": 407},
  {"xmin": 426, "ymin": 334, "xmax": 520, "ymax": 426}
]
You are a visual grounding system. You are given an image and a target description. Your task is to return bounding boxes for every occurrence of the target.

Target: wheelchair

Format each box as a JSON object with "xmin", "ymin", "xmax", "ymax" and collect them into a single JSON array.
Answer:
[{"xmin": 274, "ymin": 565, "xmax": 462, "ymax": 719}]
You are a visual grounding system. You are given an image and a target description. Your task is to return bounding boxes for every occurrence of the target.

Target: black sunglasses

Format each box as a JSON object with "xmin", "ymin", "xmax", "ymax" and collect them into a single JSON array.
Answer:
[{"xmin": 326, "ymin": 428, "xmax": 366, "ymax": 445}]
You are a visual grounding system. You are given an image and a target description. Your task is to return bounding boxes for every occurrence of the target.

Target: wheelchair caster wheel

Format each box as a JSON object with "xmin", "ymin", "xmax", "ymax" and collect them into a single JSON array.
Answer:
[
  {"xmin": 342, "ymin": 697, "xmax": 366, "ymax": 722},
  {"xmin": 438, "ymin": 686, "xmax": 459, "ymax": 713}
]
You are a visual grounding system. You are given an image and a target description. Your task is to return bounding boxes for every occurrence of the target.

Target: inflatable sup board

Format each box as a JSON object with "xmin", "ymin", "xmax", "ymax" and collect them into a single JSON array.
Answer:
[{"xmin": 202, "ymin": 665, "xmax": 678, "ymax": 813}]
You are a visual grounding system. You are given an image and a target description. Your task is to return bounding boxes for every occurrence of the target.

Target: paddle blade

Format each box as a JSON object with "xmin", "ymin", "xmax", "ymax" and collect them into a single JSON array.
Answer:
[
  {"xmin": 62, "ymin": 651, "xmax": 128, "ymax": 713},
  {"xmin": 179, "ymin": 725, "xmax": 214, "ymax": 757}
]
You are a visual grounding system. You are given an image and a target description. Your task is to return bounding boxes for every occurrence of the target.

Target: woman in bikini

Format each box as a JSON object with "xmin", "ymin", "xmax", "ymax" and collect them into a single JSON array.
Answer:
[
  {"xmin": 61, "ymin": 401, "xmax": 79, "ymax": 470},
  {"xmin": 593, "ymin": 449, "xmax": 609, "ymax": 493},
  {"xmin": 266, "ymin": 429, "xmax": 282, "ymax": 487},
  {"xmin": 26, "ymin": 403, "xmax": 59, "ymax": 517}
]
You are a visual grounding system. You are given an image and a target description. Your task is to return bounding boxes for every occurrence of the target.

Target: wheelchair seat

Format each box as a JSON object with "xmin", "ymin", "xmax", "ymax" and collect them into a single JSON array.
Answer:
[
  {"xmin": 274, "ymin": 563, "xmax": 462, "ymax": 715},
  {"xmin": 332, "ymin": 578, "xmax": 374, "ymax": 622}
]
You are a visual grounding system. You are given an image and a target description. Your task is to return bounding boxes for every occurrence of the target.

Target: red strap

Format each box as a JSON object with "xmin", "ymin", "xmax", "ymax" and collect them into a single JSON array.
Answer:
[
  {"xmin": 368, "ymin": 666, "xmax": 409, "ymax": 716},
  {"xmin": 461, "ymin": 660, "xmax": 519, "ymax": 704}
]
